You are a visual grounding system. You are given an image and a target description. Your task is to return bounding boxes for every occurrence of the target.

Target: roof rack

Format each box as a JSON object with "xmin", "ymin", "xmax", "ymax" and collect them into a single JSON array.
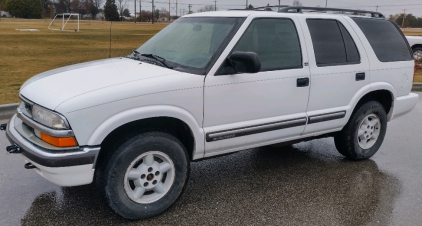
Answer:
[
  {"xmin": 228, "ymin": 5, "xmax": 289, "ymax": 11},
  {"xmin": 278, "ymin": 6, "xmax": 385, "ymax": 18}
]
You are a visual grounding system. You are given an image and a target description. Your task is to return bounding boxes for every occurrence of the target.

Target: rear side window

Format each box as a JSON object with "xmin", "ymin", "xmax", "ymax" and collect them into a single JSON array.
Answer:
[
  {"xmin": 307, "ymin": 19, "xmax": 360, "ymax": 67},
  {"xmin": 352, "ymin": 18, "xmax": 412, "ymax": 62}
]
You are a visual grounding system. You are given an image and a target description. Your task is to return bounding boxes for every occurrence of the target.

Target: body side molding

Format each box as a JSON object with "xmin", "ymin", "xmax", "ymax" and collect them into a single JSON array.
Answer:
[
  {"xmin": 307, "ymin": 111, "xmax": 346, "ymax": 124},
  {"xmin": 206, "ymin": 117, "xmax": 307, "ymax": 142}
]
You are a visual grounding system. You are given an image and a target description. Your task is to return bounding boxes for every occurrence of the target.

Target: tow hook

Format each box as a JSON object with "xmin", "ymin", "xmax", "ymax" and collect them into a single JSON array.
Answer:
[
  {"xmin": 6, "ymin": 144, "xmax": 22, "ymax": 154},
  {"xmin": 0, "ymin": 123, "xmax": 6, "ymax": 131},
  {"xmin": 24, "ymin": 163, "xmax": 37, "ymax": 169}
]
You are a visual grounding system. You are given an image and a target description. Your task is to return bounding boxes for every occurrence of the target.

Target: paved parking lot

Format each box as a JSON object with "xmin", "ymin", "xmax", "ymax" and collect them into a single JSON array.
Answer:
[{"xmin": 0, "ymin": 93, "xmax": 421, "ymax": 225}]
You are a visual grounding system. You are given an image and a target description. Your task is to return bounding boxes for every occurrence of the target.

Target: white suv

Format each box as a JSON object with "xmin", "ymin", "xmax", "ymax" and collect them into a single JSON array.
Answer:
[{"xmin": 2, "ymin": 7, "xmax": 419, "ymax": 220}]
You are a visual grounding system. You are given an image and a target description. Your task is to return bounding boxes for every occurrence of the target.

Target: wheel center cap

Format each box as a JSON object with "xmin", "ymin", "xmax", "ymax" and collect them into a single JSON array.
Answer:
[{"xmin": 147, "ymin": 174, "xmax": 154, "ymax": 181}]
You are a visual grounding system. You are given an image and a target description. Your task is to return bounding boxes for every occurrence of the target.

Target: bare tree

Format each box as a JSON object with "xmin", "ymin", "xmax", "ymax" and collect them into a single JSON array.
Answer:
[
  {"xmin": 88, "ymin": 0, "xmax": 104, "ymax": 19},
  {"xmin": 72, "ymin": 0, "xmax": 88, "ymax": 16},
  {"xmin": 60, "ymin": 0, "xmax": 72, "ymax": 13},
  {"xmin": 0, "ymin": 0, "xmax": 5, "ymax": 21},
  {"xmin": 159, "ymin": 7, "xmax": 169, "ymax": 20},
  {"xmin": 197, "ymin": 5, "xmax": 215, "ymax": 12},
  {"xmin": 292, "ymin": 0, "xmax": 302, "ymax": 6},
  {"xmin": 116, "ymin": 0, "xmax": 126, "ymax": 19}
]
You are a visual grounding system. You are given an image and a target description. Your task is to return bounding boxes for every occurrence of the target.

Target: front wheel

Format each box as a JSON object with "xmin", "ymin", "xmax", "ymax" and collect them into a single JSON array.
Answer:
[
  {"xmin": 413, "ymin": 47, "xmax": 422, "ymax": 61},
  {"xmin": 334, "ymin": 101, "xmax": 387, "ymax": 160},
  {"xmin": 96, "ymin": 132, "xmax": 190, "ymax": 220}
]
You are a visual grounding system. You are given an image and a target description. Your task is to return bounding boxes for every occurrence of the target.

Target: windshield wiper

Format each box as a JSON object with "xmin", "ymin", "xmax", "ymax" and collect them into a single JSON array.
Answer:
[{"xmin": 140, "ymin": 54, "xmax": 173, "ymax": 69}]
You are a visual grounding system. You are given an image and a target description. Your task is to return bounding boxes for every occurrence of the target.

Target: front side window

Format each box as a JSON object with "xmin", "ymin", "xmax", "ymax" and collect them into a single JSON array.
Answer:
[
  {"xmin": 231, "ymin": 18, "xmax": 303, "ymax": 71},
  {"xmin": 136, "ymin": 17, "xmax": 244, "ymax": 74},
  {"xmin": 307, "ymin": 19, "xmax": 360, "ymax": 67}
]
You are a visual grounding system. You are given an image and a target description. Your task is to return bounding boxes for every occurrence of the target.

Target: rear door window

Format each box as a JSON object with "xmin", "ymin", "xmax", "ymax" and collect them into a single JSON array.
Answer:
[
  {"xmin": 306, "ymin": 19, "xmax": 360, "ymax": 67},
  {"xmin": 352, "ymin": 18, "xmax": 412, "ymax": 62}
]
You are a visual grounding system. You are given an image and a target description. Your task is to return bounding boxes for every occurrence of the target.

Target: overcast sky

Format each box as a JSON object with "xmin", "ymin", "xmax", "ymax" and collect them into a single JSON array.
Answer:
[{"xmin": 127, "ymin": 0, "xmax": 422, "ymax": 17}]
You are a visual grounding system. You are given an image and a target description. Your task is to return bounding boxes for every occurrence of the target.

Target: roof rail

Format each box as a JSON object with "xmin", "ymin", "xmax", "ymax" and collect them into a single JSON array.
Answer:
[
  {"xmin": 228, "ymin": 5, "xmax": 289, "ymax": 11},
  {"xmin": 278, "ymin": 6, "xmax": 385, "ymax": 18}
]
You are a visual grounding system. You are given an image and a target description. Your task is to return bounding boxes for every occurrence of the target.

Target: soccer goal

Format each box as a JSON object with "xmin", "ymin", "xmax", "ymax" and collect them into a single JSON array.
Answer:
[{"xmin": 48, "ymin": 13, "xmax": 80, "ymax": 32}]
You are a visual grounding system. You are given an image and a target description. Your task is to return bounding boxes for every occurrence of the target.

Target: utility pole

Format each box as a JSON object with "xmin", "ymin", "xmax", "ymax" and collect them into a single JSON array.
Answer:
[
  {"xmin": 278, "ymin": 0, "xmax": 280, "ymax": 10},
  {"xmin": 135, "ymin": 0, "xmax": 137, "ymax": 23},
  {"xmin": 325, "ymin": 0, "xmax": 327, "ymax": 7},
  {"xmin": 152, "ymin": 0, "xmax": 154, "ymax": 24},
  {"xmin": 188, "ymin": 4, "xmax": 192, "ymax": 14},
  {"xmin": 214, "ymin": 0, "xmax": 217, "ymax": 11},
  {"xmin": 246, "ymin": 0, "xmax": 248, "ymax": 9},
  {"xmin": 375, "ymin": 5, "xmax": 379, "ymax": 12},
  {"xmin": 140, "ymin": 0, "xmax": 142, "ymax": 22},
  {"xmin": 168, "ymin": 0, "xmax": 171, "ymax": 21},
  {"xmin": 176, "ymin": 0, "xmax": 178, "ymax": 18},
  {"xmin": 402, "ymin": 9, "xmax": 406, "ymax": 28}
]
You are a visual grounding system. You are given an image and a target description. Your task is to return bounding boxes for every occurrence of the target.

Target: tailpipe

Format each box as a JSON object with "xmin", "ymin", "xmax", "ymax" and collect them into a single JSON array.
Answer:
[{"xmin": 6, "ymin": 144, "xmax": 22, "ymax": 154}]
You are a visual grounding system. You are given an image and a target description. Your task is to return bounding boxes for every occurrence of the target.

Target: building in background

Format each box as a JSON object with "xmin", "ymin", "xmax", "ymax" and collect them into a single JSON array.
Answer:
[{"xmin": 1, "ymin": 11, "xmax": 12, "ymax": 17}]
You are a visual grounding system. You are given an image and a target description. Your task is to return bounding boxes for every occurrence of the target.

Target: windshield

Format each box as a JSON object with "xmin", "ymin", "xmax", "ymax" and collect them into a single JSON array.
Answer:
[{"xmin": 136, "ymin": 17, "xmax": 243, "ymax": 74}]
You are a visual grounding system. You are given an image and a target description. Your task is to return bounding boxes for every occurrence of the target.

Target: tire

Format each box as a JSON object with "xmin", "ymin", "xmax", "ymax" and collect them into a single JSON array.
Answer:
[
  {"xmin": 413, "ymin": 47, "xmax": 422, "ymax": 61},
  {"xmin": 334, "ymin": 101, "xmax": 387, "ymax": 160},
  {"xmin": 96, "ymin": 132, "xmax": 190, "ymax": 220}
]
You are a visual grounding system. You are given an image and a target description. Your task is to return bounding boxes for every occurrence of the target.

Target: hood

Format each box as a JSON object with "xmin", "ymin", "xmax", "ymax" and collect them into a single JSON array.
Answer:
[{"xmin": 20, "ymin": 58, "xmax": 175, "ymax": 110}]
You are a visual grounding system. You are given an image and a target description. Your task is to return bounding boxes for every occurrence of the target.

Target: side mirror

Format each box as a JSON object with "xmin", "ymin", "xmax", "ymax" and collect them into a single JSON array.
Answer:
[{"xmin": 228, "ymin": 51, "xmax": 261, "ymax": 74}]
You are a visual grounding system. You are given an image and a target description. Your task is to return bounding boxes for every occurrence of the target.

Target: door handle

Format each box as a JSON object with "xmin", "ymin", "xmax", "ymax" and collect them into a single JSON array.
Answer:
[
  {"xmin": 356, "ymin": 72, "xmax": 365, "ymax": 81},
  {"xmin": 297, "ymin": 78, "xmax": 309, "ymax": 87}
]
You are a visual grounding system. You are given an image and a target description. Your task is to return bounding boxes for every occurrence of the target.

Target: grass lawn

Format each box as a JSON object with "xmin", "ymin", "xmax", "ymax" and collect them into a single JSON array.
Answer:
[
  {"xmin": 0, "ymin": 20, "xmax": 421, "ymax": 105},
  {"xmin": 0, "ymin": 19, "xmax": 167, "ymax": 104}
]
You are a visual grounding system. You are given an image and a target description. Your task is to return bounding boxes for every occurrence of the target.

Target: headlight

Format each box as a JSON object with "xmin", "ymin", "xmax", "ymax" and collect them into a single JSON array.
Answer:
[{"xmin": 32, "ymin": 105, "xmax": 70, "ymax": 130}]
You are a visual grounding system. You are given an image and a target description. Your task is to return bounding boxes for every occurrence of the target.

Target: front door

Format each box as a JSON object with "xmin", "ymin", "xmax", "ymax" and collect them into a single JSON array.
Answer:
[{"xmin": 203, "ymin": 16, "xmax": 311, "ymax": 157}]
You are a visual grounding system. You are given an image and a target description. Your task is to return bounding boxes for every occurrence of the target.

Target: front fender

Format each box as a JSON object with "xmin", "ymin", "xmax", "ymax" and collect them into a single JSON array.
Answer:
[{"xmin": 86, "ymin": 105, "xmax": 205, "ymax": 160}]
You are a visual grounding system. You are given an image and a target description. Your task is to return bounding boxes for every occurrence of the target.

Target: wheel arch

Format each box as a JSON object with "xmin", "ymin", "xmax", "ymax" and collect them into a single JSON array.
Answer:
[
  {"xmin": 351, "ymin": 84, "xmax": 395, "ymax": 121},
  {"xmin": 88, "ymin": 106, "xmax": 205, "ymax": 167},
  {"xmin": 411, "ymin": 44, "xmax": 422, "ymax": 50}
]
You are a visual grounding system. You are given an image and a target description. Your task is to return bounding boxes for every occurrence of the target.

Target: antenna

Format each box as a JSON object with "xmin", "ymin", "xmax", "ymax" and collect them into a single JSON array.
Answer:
[{"xmin": 109, "ymin": 21, "xmax": 112, "ymax": 58}]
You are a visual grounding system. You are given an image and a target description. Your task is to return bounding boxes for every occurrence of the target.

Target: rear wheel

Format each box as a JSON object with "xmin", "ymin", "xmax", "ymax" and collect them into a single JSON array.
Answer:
[
  {"xmin": 334, "ymin": 101, "xmax": 387, "ymax": 160},
  {"xmin": 96, "ymin": 132, "xmax": 190, "ymax": 220}
]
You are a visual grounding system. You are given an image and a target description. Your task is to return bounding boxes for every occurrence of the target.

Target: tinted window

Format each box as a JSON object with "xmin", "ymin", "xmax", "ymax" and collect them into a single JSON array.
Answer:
[
  {"xmin": 338, "ymin": 23, "xmax": 360, "ymax": 63},
  {"xmin": 232, "ymin": 18, "xmax": 302, "ymax": 71},
  {"xmin": 307, "ymin": 19, "xmax": 360, "ymax": 66},
  {"xmin": 352, "ymin": 18, "xmax": 412, "ymax": 62}
]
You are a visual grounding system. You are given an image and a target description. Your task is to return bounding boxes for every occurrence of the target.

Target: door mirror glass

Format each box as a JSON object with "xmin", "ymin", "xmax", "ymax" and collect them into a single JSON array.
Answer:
[{"xmin": 228, "ymin": 51, "xmax": 261, "ymax": 74}]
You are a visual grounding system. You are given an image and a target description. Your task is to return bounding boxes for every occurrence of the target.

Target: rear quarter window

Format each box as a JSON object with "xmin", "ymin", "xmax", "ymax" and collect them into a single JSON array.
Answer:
[{"xmin": 352, "ymin": 18, "xmax": 412, "ymax": 62}]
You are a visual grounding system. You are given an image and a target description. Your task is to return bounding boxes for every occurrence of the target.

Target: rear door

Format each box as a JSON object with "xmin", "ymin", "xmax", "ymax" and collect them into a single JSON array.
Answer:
[{"xmin": 298, "ymin": 16, "xmax": 370, "ymax": 135}]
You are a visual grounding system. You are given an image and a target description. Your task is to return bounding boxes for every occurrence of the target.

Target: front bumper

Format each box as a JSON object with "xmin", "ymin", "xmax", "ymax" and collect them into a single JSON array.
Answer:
[{"xmin": 5, "ymin": 114, "xmax": 100, "ymax": 186}]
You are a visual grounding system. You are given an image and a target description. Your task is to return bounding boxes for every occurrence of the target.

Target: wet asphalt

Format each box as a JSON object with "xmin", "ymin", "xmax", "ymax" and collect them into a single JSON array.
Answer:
[{"xmin": 0, "ymin": 93, "xmax": 421, "ymax": 226}]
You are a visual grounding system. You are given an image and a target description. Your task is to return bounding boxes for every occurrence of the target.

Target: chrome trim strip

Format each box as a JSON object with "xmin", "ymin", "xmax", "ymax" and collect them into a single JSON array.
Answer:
[
  {"xmin": 206, "ymin": 117, "xmax": 307, "ymax": 142},
  {"xmin": 17, "ymin": 109, "xmax": 75, "ymax": 137},
  {"xmin": 308, "ymin": 111, "xmax": 346, "ymax": 124}
]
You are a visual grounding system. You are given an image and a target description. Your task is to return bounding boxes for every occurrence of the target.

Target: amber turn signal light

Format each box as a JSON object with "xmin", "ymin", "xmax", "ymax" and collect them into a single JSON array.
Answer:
[{"xmin": 40, "ymin": 133, "xmax": 78, "ymax": 147}]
